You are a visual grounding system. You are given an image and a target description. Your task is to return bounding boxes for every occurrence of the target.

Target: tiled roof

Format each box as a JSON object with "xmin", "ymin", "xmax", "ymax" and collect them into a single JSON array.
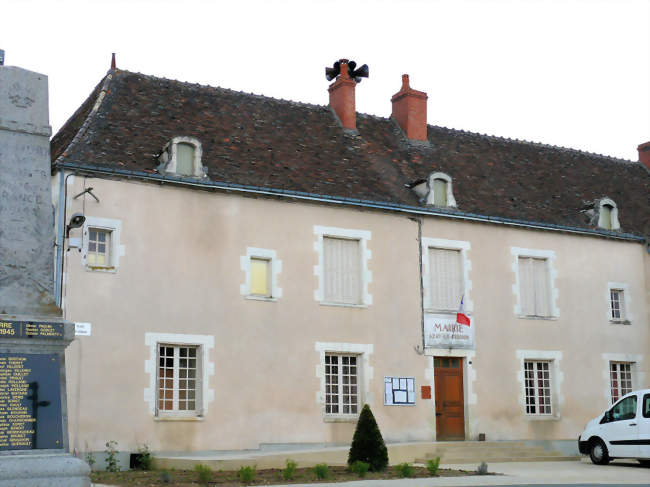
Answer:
[{"xmin": 51, "ymin": 69, "xmax": 650, "ymax": 238}]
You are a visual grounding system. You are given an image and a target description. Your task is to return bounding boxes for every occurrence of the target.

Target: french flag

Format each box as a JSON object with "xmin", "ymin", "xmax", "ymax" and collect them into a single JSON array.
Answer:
[{"xmin": 456, "ymin": 295, "xmax": 470, "ymax": 327}]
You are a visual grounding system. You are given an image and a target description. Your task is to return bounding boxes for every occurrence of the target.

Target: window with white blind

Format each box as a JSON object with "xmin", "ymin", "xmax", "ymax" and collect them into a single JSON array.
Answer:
[
  {"xmin": 323, "ymin": 237, "xmax": 361, "ymax": 305},
  {"xmin": 81, "ymin": 216, "xmax": 123, "ymax": 272},
  {"xmin": 518, "ymin": 257, "xmax": 551, "ymax": 317},
  {"xmin": 157, "ymin": 344, "xmax": 202, "ymax": 416},
  {"xmin": 610, "ymin": 362, "xmax": 634, "ymax": 404},
  {"xmin": 175, "ymin": 142, "xmax": 195, "ymax": 176},
  {"xmin": 429, "ymin": 248, "xmax": 463, "ymax": 311},
  {"xmin": 524, "ymin": 360, "xmax": 553, "ymax": 415},
  {"xmin": 325, "ymin": 354, "xmax": 359, "ymax": 416}
]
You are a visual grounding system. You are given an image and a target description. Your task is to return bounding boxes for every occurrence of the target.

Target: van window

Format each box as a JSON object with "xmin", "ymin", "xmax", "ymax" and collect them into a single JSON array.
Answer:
[
  {"xmin": 610, "ymin": 395, "xmax": 637, "ymax": 421},
  {"xmin": 643, "ymin": 394, "xmax": 650, "ymax": 419}
]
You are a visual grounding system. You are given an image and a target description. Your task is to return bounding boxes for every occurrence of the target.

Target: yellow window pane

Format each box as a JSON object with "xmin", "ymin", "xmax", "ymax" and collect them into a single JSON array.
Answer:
[
  {"xmin": 87, "ymin": 253, "xmax": 96, "ymax": 265},
  {"xmin": 96, "ymin": 254, "xmax": 106, "ymax": 266},
  {"xmin": 250, "ymin": 259, "xmax": 269, "ymax": 296}
]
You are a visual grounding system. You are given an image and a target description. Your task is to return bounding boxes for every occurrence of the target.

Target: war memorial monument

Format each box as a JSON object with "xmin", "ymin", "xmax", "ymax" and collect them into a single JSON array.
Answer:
[{"xmin": 0, "ymin": 51, "xmax": 90, "ymax": 485}]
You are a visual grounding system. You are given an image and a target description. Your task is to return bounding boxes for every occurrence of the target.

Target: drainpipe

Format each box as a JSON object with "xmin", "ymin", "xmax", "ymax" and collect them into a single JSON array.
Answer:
[
  {"xmin": 410, "ymin": 217, "xmax": 425, "ymax": 353},
  {"xmin": 54, "ymin": 170, "xmax": 65, "ymax": 307},
  {"xmin": 55, "ymin": 171, "xmax": 73, "ymax": 309}
]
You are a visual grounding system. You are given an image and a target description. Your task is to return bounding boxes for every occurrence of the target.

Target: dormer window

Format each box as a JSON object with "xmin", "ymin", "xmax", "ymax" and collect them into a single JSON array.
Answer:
[
  {"xmin": 432, "ymin": 178, "xmax": 448, "ymax": 206},
  {"xmin": 159, "ymin": 136, "xmax": 205, "ymax": 178},
  {"xmin": 598, "ymin": 198, "xmax": 620, "ymax": 230}
]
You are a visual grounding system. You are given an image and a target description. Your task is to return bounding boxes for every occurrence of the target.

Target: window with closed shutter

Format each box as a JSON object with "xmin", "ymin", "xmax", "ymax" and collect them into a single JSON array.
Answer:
[
  {"xmin": 176, "ymin": 143, "xmax": 195, "ymax": 175},
  {"xmin": 433, "ymin": 179, "xmax": 448, "ymax": 206},
  {"xmin": 429, "ymin": 248, "xmax": 463, "ymax": 310},
  {"xmin": 518, "ymin": 257, "xmax": 550, "ymax": 316},
  {"xmin": 323, "ymin": 237, "xmax": 361, "ymax": 304}
]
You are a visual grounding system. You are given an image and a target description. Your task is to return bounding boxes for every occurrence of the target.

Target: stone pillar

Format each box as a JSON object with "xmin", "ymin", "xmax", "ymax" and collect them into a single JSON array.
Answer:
[{"xmin": 0, "ymin": 62, "xmax": 90, "ymax": 486}]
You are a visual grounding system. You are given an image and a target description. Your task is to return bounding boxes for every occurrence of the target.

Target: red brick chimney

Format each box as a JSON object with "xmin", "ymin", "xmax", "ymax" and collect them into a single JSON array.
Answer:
[
  {"xmin": 328, "ymin": 59, "xmax": 357, "ymax": 130},
  {"xmin": 391, "ymin": 74, "xmax": 428, "ymax": 141},
  {"xmin": 638, "ymin": 141, "xmax": 650, "ymax": 170}
]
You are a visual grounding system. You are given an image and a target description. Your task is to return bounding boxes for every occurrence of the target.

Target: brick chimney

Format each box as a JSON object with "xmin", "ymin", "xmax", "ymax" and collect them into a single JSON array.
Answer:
[
  {"xmin": 638, "ymin": 141, "xmax": 650, "ymax": 170},
  {"xmin": 391, "ymin": 74, "xmax": 428, "ymax": 141},
  {"xmin": 328, "ymin": 59, "xmax": 357, "ymax": 130}
]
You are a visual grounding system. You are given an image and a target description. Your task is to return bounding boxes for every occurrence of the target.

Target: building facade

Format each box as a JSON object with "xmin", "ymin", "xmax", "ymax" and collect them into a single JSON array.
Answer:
[{"xmin": 50, "ymin": 61, "xmax": 650, "ymax": 455}]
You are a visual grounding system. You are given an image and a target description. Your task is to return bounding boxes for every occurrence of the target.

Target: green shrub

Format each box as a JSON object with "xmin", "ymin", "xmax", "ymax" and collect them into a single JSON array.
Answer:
[
  {"xmin": 282, "ymin": 459, "xmax": 297, "ymax": 480},
  {"xmin": 85, "ymin": 451, "xmax": 96, "ymax": 469},
  {"xmin": 194, "ymin": 464, "xmax": 213, "ymax": 486},
  {"xmin": 349, "ymin": 460, "xmax": 370, "ymax": 477},
  {"xmin": 159, "ymin": 469, "xmax": 172, "ymax": 483},
  {"xmin": 394, "ymin": 462, "xmax": 414, "ymax": 478},
  {"xmin": 238, "ymin": 465, "xmax": 257, "ymax": 484},
  {"xmin": 313, "ymin": 463, "xmax": 329, "ymax": 479},
  {"xmin": 104, "ymin": 440, "xmax": 120, "ymax": 472},
  {"xmin": 134, "ymin": 444, "xmax": 153, "ymax": 471},
  {"xmin": 426, "ymin": 456, "xmax": 440, "ymax": 476},
  {"xmin": 347, "ymin": 404, "xmax": 389, "ymax": 472}
]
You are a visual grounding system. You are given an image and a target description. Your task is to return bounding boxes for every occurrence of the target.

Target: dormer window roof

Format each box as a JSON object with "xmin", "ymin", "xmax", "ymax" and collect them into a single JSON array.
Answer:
[
  {"xmin": 408, "ymin": 172, "xmax": 457, "ymax": 208},
  {"xmin": 598, "ymin": 198, "xmax": 620, "ymax": 231},
  {"xmin": 158, "ymin": 136, "xmax": 206, "ymax": 178}
]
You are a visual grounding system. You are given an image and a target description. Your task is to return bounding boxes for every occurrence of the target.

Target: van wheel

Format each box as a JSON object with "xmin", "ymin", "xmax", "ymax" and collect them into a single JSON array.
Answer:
[
  {"xmin": 638, "ymin": 460, "xmax": 650, "ymax": 467},
  {"xmin": 589, "ymin": 439, "xmax": 610, "ymax": 465}
]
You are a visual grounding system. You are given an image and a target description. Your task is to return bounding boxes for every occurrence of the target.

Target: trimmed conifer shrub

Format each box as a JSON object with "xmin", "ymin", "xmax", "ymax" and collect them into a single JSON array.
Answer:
[{"xmin": 347, "ymin": 404, "xmax": 389, "ymax": 471}]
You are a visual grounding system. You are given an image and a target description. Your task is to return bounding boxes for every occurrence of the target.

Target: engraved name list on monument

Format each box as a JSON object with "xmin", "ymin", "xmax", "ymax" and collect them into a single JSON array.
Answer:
[{"xmin": 0, "ymin": 354, "xmax": 62, "ymax": 451}]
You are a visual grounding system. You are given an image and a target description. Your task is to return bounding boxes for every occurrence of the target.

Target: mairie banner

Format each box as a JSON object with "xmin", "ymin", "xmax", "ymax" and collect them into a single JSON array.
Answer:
[{"xmin": 424, "ymin": 313, "xmax": 474, "ymax": 350}]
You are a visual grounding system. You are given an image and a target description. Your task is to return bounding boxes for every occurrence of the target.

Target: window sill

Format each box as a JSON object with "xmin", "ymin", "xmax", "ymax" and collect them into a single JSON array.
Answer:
[
  {"xmin": 609, "ymin": 320, "xmax": 631, "ymax": 325},
  {"xmin": 319, "ymin": 302, "xmax": 368, "ymax": 309},
  {"xmin": 524, "ymin": 414, "xmax": 560, "ymax": 421},
  {"xmin": 323, "ymin": 415, "xmax": 359, "ymax": 423},
  {"xmin": 154, "ymin": 415, "xmax": 204, "ymax": 422},
  {"xmin": 85, "ymin": 265, "xmax": 116, "ymax": 273},
  {"xmin": 516, "ymin": 315, "xmax": 558, "ymax": 321},
  {"xmin": 245, "ymin": 295, "xmax": 277, "ymax": 302}
]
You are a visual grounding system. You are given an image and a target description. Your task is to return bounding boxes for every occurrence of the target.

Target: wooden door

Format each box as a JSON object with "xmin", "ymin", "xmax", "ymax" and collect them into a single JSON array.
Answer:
[{"xmin": 434, "ymin": 357, "xmax": 465, "ymax": 440}]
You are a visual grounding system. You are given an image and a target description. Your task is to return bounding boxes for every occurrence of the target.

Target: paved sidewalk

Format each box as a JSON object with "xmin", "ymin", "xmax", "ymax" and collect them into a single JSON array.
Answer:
[{"xmin": 92, "ymin": 459, "xmax": 650, "ymax": 487}]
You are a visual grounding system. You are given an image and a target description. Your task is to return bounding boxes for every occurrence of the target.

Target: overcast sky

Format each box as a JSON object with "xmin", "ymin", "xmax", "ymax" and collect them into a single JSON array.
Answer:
[{"xmin": 3, "ymin": 0, "xmax": 649, "ymax": 161}]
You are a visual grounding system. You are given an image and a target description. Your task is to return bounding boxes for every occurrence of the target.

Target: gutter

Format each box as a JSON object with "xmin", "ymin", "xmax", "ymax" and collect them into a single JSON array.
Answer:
[{"xmin": 52, "ymin": 161, "xmax": 646, "ymax": 243}]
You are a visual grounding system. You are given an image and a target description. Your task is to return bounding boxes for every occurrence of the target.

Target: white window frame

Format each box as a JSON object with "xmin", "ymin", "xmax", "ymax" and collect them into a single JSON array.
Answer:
[
  {"xmin": 315, "ymin": 342, "xmax": 373, "ymax": 422},
  {"xmin": 313, "ymin": 226, "xmax": 372, "ymax": 307},
  {"xmin": 609, "ymin": 362, "xmax": 634, "ymax": 405},
  {"xmin": 240, "ymin": 247, "xmax": 282, "ymax": 301},
  {"xmin": 606, "ymin": 282, "xmax": 632, "ymax": 324},
  {"xmin": 160, "ymin": 136, "xmax": 205, "ymax": 178},
  {"xmin": 144, "ymin": 332, "xmax": 215, "ymax": 420},
  {"xmin": 156, "ymin": 343, "xmax": 201, "ymax": 417},
  {"xmin": 511, "ymin": 247, "xmax": 559, "ymax": 319},
  {"xmin": 597, "ymin": 198, "xmax": 620, "ymax": 230},
  {"xmin": 81, "ymin": 216, "xmax": 124, "ymax": 272},
  {"xmin": 421, "ymin": 238, "xmax": 472, "ymax": 313},
  {"xmin": 601, "ymin": 353, "xmax": 644, "ymax": 406},
  {"xmin": 516, "ymin": 350, "xmax": 563, "ymax": 420},
  {"xmin": 425, "ymin": 172, "xmax": 457, "ymax": 207}
]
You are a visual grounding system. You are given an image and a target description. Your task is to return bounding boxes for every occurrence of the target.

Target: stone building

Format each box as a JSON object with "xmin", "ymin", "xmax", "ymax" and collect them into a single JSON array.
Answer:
[{"xmin": 49, "ymin": 60, "xmax": 649, "ymax": 458}]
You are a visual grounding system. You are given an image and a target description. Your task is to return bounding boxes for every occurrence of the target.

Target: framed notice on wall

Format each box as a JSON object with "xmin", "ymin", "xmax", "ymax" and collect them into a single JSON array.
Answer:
[{"xmin": 384, "ymin": 377, "xmax": 415, "ymax": 406}]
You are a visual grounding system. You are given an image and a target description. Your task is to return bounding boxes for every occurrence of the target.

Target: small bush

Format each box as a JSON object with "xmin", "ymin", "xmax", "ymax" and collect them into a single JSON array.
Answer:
[
  {"xmin": 194, "ymin": 464, "xmax": 213, "ymax": 486},
  {"xmin": 476, "ymin": 461, "xmax": 488, "ymax": 475},
  {"xmin": 313, "ymin": 463, "xmax": 329, "ymax": 479},
  {"xmin": 426, "ymin": 456, "xmax": 440, "ymax": 476},
  {"xmin": 350, "ymin": 460, "xmax": 370, "ymax": 478},
  {"xmin": 238, "ymin": 465, "xmax": 257, "ymax": 484},
  {"xmin": 159, "ymin": 469, "xmax": 172, "ymax": 483},
  {"xmin": 394, "ymin": 462, "xmax": 414, "ymax": 478},
  {"xmin": 347, "ymin": 404, "xmax": 389, "ymax": 471},
  {"xmin": 104, "ymin": 440, "xmax": 120, "ymax": 472},
  {"xmin": 134, "ymin": 444, "xmax": 153, "ymax": 471},
  {"xmin": 282, "ymin": 459, "xmax": 297, "ymax": 480},
  {"xmin": 85, "ymin": 451, "xmax": 96, "ymax": 469}
]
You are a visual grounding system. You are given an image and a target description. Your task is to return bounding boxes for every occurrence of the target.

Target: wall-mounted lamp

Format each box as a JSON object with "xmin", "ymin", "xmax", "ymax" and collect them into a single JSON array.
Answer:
[{"xmin": 66, "ymin": 213, "xmax": 85, "ymax": 238}]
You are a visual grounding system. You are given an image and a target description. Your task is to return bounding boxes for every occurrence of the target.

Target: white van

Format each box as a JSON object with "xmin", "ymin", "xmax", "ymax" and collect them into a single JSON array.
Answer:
[{"xmin": 579, "ymin": 388, "xmax": 650, "ymax": 466}]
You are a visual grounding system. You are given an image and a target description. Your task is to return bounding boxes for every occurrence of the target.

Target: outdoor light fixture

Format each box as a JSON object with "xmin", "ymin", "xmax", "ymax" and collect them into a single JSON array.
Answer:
[
  {"xmin": 325, "ymin": 59, "xmax": 369, "ymax": 83},
  {"xmin": 66, "ymin": 213, "xmax": 85, "ymax": 238}
]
